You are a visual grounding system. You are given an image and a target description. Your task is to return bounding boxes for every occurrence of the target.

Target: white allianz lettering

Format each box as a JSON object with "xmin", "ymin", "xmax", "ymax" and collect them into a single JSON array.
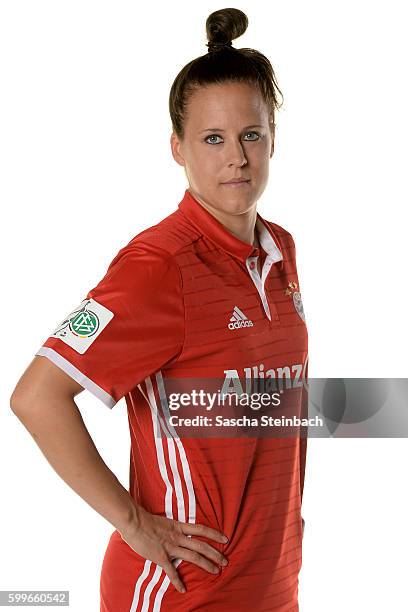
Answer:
[{"xmin": 222, "ymin": 360, "xmax": 307, "ymax": 395}]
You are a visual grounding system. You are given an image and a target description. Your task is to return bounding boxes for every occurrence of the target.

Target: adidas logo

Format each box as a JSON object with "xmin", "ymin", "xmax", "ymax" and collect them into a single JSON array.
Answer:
[{"xmin": 228, "ymin": 306, "xmax": 254, "ymax": 330}]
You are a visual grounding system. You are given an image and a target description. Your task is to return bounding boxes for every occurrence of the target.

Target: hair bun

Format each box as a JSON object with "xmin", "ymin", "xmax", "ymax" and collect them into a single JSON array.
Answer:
[{"xmin": 206, "ymin": 8, "xmax": 248, "ymax": 52}]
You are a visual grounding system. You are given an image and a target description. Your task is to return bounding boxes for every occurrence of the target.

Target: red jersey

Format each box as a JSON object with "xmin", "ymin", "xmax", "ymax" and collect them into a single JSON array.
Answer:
[{"xmin": 36, "ymin": 188, "xmax": 308, "ymax": 611}]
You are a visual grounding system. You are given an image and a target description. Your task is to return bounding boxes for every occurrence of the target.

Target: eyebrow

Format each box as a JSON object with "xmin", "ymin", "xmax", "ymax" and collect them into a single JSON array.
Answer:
[{"xmin": 199, "ymin": 124, "xmax": 265, "ymax": 133}]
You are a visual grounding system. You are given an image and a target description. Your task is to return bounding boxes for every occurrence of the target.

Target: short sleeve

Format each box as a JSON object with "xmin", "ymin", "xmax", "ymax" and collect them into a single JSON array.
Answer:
[{"xmin": 35, "ymin": 243, "xmax": 185, "ymax": 409}]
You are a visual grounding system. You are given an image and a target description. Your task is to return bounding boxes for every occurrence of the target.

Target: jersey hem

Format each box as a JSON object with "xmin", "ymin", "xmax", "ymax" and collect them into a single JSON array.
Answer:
[{"xmin": 35, "ymin": 346, "xmax": 117, "ymax": 409}]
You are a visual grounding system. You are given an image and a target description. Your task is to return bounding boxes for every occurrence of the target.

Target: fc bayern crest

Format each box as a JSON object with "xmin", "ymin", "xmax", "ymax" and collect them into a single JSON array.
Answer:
[{"xmin": 292, "ymin": 291, "xmax": 306, "ymax": 323}]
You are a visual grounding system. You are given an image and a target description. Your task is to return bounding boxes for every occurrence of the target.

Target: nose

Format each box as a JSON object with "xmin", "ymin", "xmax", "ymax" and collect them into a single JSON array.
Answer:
[{"xmin": 226, "ymin": 138, "xmax": 248, "ymax": 167}]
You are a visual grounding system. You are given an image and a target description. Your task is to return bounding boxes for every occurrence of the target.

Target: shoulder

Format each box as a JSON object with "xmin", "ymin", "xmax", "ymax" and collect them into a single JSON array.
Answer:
[
  {"xmin": 106, "ymin": 208, "xmax": 199, "ymax": 273},
  {"xmin": 263, "ymin": 218, "xmax": 296, "ymax": 252},
  {"xmin": 128, "ymin": 208, "xmax": 200, "ymax": 257},
  {"xmin": 87, "ymin": 238, "xmax": 184, "ymax": 311},
  {"xmin": 95, "ymin": 208, "xmax": 199, "ymax": 295}
]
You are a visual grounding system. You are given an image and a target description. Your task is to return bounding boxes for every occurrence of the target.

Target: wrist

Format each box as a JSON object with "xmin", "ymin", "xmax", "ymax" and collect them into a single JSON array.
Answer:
[{"xmin": 114, "ymin": 494, "xmax": 142, "ymax": 538}]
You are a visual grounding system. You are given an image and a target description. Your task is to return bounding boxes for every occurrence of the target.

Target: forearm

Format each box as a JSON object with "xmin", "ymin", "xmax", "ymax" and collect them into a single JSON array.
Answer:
[{"xmin": 12, "ymin": 395, "xmax": 139, "ymax": 535}]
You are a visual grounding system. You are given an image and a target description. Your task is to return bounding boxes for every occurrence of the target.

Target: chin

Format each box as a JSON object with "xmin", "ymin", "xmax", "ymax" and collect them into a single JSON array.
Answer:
[{"xmin": 222, "ymin": 195, "xmax": 255, "ymax": 215}]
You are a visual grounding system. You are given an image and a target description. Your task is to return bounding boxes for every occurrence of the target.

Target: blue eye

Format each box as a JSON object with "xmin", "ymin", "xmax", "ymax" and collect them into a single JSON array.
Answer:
[
  {"xmin": 205, "ymin": 134, "xmax": 223, "ymax": 144},
  {"xmin": 204, "ymin": 132, "xmax": 261, "ymax": 145},
  {"xmin": 244, "ymin": 131, "xmax": 260, "ymax": 141}
]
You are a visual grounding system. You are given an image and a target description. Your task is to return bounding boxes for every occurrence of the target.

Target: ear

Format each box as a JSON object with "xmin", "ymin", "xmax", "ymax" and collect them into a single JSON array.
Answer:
[
  {"xmin": 270, "ymin": 122, "xmax": 275, "ymax": 159},
  {"xmin": 170, "ymin": 131, "xmax": 186, "ymax": 167}
]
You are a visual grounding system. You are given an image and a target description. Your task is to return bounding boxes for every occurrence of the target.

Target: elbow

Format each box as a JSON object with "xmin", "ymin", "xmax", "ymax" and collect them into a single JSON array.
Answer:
[
  {"xmin": 10, "ymin": 381, "xmax": 40, "ymax": 420},
  {"xmin": 10, "ymin": 386, "xmax": 28, "ymax": 418},
  {"xmin": 9, "ymin": 386, "xmax": 45, "ymax": 430}
]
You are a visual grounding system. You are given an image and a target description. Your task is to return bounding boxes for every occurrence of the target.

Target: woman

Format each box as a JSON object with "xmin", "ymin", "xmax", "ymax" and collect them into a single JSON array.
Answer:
[{"xmin": 10, "ymin": 8, "xmax": 308, "ymax": 611}]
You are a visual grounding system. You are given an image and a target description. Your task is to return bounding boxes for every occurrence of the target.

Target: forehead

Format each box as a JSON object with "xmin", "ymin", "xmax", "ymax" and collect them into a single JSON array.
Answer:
[{"xmin": 186, "ymin": 82, "xmax": 268, "ymax": 126}]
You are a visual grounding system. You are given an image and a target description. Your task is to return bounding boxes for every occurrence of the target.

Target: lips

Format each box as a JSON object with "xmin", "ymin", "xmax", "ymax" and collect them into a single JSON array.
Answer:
[
  {"xmin": 222, "ymin": 178, "xmax": 250, "ymax": 184},
  {"xmin": 221, "ymin": 179, "xmax": 251, "ymax": 189}
]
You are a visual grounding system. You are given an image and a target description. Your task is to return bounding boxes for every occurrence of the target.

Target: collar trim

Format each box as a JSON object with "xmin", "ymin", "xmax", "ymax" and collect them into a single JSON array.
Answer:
[{"xmin": 178, "ymin": 189, "xmax": 284, "ymax": 266}]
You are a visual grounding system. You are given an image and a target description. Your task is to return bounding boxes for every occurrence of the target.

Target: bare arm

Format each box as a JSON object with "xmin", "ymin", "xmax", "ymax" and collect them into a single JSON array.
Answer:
[
  {"xmin": 10, "ymin": 355, "xmax": 137, "ymax": 533},
  {"xmin": 10, "ymin": 356, "xmax": 229, "ymax": 593}
]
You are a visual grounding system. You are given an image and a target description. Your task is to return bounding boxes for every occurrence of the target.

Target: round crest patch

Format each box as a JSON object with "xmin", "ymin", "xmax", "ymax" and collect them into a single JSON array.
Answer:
[
  {"xmin": 292, "ymin": 291, "xmax": 306, "ymax": 323},
  {"xmin": 69, "ymin": 307, "xmax": 100, "ymax": 338}
]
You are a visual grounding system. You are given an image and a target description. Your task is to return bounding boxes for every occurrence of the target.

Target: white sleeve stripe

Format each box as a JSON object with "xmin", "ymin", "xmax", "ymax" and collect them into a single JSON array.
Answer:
[{"xmin": 35, "ymin": 346, "xmax": 117, "ymax": 409}]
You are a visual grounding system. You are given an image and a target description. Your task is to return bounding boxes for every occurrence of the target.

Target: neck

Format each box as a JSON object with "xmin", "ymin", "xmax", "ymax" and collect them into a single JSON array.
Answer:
[{"xmin": 188, "ymin": 188, "xmax": 258, "ymax": 247}]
